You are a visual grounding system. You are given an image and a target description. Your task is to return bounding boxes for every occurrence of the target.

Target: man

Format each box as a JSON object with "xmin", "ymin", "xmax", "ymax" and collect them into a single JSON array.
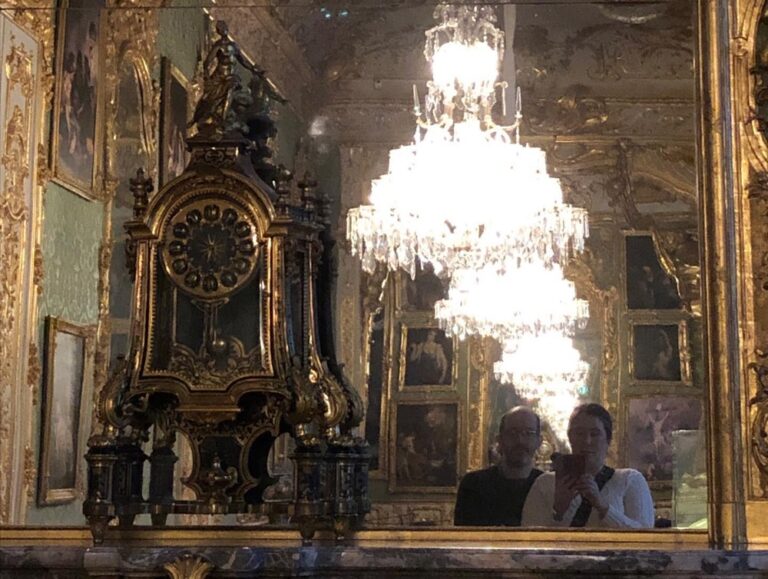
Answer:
[{"xmin": 454, "ymin": 406, "xmax": 543, "ymax": 526}]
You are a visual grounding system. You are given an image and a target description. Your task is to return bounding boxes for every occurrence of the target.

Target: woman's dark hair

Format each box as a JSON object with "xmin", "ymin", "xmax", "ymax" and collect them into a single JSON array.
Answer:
[{"xmin": 568, "ymin": 403, "xmax": 613, "ymax": 444}]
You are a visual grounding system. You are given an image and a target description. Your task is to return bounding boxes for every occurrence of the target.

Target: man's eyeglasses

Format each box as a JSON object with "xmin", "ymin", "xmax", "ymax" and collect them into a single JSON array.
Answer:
[{"xmin": 504, "ymin": 429, "xmax": 539, "ymax": 438}]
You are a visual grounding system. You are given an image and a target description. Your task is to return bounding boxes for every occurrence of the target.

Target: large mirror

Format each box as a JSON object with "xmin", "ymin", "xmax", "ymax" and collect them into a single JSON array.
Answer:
[
  {"xmin": 9, "ymin": 0, "xmax": 706, "ymax": 534},
  {"xmin": 318, "ymin": 0, "xmax": 703, "ymax": 529}
]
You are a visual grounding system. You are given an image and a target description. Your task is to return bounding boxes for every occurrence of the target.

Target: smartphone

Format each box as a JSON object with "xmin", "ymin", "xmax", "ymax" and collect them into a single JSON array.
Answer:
[{"xmin": 552, "ymin": 453, "xmax": 587, "ymax": 479}]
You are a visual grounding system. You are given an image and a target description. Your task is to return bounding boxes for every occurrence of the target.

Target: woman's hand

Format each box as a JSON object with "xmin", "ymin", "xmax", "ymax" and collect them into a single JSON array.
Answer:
[
  {"xmin": 553, "ymin": 473, "xmax": 578, "ymax": 518},
  {"xmin": 572, "ymin": 474, "xmax": 609, "ymax": 518}
]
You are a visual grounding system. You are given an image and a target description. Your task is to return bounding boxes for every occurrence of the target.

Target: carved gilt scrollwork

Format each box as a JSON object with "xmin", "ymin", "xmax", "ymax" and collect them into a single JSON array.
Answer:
[
  {"xmin": 27, "ymin": 342, "xmax": 40, "ymax": 405},
  {"xmin": 526, "ymin": 95, "xmax": 608, "ymax": 135},
  {"xmin": 566, "ymin": 249, "xmax": 619, "ymax": 416},
  {"xmin": 0, "ymin": 20, "xmax": 40, "ymax": 524},
  {"xmin": 749, "ymin": 350, "xmax": 768, "ymax": 496},
  {"xmin": 163, "ymin": 554, "xmax": 214, "ymax": 579},
  {"xmin": 11, "ymin": 2, "xmax": 54, "ymax": 105},
  {"xmin": 23, "ymin": 445, "xmax": 35, "ymax": 502}
]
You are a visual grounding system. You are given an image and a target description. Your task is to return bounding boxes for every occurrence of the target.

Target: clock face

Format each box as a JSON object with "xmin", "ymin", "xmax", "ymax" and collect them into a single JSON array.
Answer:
[{"xmin": 161, "ymin": 198, "xmax": 259, "ymax": 299}]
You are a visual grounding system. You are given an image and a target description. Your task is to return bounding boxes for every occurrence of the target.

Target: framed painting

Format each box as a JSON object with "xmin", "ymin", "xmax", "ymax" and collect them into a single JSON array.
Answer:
[
  {"xmin": 625, "ymin": 395, "xmax": 703, "ymax": 485},
  {"xmin": 51, "ymin": 0, "xmax": 104, "ymax": 199},
  {"xmin": 159, "ymin": 57, "xmax": 190, "ymax": 186},
  {"xmin": 625, "ymin": 234, "xmax": 682, "ymax": 310},
  {"xmin": 38, "ymin": 316, "xmax": 95, "ymax": 506},
  {"xmin": 629, "ymin": 321, "xmax": 690, "ymax": 384},
  {"xmin": 399, "ymin": 323, "xmax": 455, "ymax": 391},
  {"xmin": 390, "ymin": 401, "xmax": 460, "ymax": 492}
]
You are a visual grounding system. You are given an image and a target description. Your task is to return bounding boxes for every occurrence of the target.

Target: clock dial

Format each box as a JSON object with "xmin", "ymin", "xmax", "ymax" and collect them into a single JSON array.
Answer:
[{"xmin": 161, "ymin": 198, "xmax": 259, "ymax": 298}]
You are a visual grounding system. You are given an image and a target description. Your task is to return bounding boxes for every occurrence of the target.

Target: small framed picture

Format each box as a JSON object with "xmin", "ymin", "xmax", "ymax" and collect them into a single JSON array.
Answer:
[
  {"xmin": 38, "ymin": 316, "xmax": 94, "ymax": 506},
  {"xmin": 159, "ymin": 57, "xmax": 190, "ymax": 186},
  {"xmin": 51, "ymin": 0, "xmax": 105, "ymax": 199},
  {"xmin": 160, "ymin": 58, "xmax": 189, "ymax": 186},
  {"xmin": 626, "ymin": 396, "xmax": 703, "ymax": 483},
  {"xmin": 625, "ymin": 234, "xmax": 682, "ymax": 310},
  {"xmin": 399, "ymin": 324, "xmax": 455, "ymax": 390},
  {"xmin": 390, "ymin": 401, "xmax": 459, "ymax": 492},
  {"xmin": 630, "ymin": 322, "xmax": 690, "ymax": 383}
]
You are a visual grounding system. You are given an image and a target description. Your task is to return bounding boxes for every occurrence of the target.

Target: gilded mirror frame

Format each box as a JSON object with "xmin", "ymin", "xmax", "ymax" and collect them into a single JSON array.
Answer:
[
  {"xmin": 0, "ymin": 0, "xmax": 764, "ymax": 552},
  {"xmin": 348, "ymin": 0, "xmax": 749, "ymax": 547}
]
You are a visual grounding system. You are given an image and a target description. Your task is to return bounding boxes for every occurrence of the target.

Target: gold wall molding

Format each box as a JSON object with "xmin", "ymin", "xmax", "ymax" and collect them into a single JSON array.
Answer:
[
  {"xmin": 27, "ymin": 341, "xmax": 40, "ymax": 406},
  {"xmin": 694, "ymin": 0, "xmax": 753, "ymax": 548},
  {"xmin": 23, "ymin": 445, "xmax": 35, "ymax": 501},
  {"xmin": 728, "ymin": 0, "xmax": 768, "ymax": 520},
  {"xmin": 467, "ymin": 336, "xmax": 491, "ymax": 472},
  {"xmin": 566, "ymin": 249, "xmax": 620, "ymax": 416},
  {"xmin": 0, "ymin": 12, "xmax": 44, "ymax": 524}
]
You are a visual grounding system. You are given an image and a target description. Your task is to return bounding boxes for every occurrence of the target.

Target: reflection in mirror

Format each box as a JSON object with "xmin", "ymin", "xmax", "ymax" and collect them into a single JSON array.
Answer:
[
  {"xmin": 5, "ymin": 0, "xmax": 706, "ymax": 534},
  {"xmin": 344, "ymin": 0, "xmax": 703, "ymax": 530},
  {"xmin": 108, "ymin": 57, "xmax": 152, "ymax": 369}
]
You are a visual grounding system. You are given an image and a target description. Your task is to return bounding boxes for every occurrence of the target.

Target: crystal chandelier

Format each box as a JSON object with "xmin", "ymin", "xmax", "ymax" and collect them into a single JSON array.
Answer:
[
  {"xmin": 345, "ymin": 3, "xmax": 592, "ymax": 437},
  {"xmin": 494, "ymin": 332, "xmax": 589, "ymax": 442},
  {"xmin": 345, "ymin": 4, "xmax": 588, "ymax": 279},
  {"xmin": 434, "ymin": 263, "xmax": 589, "ymax": 343}
]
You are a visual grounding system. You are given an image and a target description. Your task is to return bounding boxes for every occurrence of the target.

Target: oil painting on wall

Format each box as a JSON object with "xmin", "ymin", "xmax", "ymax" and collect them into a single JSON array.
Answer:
[
  {"xmin": 392, "ymin": 402, "xmax": 458, "ymax": 491},
  {"xmin": 401, "ymin": 327, "xmax": 454, "ymax": 388},
  {"xmin": 626, "ymin": 396, "xmax": 703, "ymax": 483},
  {"xmin": 401, "ymin": 262, "xmax": 448, "ymax": 312},
  {"xmin": 632, "ymin": 323, "xmax": 682, "ymax": 382},
  {"xmin": 38, "ymin": 317, "xmax": 94, "ymax": 505},
  {"xmin": 625, "ymin": 235, "xmax": 682, "ymax": 310},
  {"xmin": 52, "ymin": 0, "xmax": 104, "ymax": 197}
]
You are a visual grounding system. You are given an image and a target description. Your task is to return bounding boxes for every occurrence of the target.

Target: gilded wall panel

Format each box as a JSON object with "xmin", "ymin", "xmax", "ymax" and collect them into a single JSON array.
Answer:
[
  {"xmin": 0, "ymin": 13, "xmax": 42, "ymax": 524},
  {"xmin": 733, "ymin": 0, "xmax": 768, "ymax": 507}
]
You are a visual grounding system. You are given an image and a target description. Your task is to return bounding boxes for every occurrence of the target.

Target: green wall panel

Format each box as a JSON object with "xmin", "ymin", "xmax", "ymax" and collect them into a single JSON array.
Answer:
[{"xmin": 26, "ymin": 182, "xmax": 103, "ymax": 525}]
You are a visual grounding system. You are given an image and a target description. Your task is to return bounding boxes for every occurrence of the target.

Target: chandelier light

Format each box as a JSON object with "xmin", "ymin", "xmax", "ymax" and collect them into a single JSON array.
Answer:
[
  {"xmin": 434, "ymin": 263, "xmax": 589, "ymax": 343},
  {"xmin": 494, "ymin": 333, "xmax": 589, "ymax": 441},
  {"xmin": 345, "ymin": 4, "xmax": 588, "ymax": 279},
  {"xmin": 345, "ymin": 3, "xmax": 592, "ymax": 434}
]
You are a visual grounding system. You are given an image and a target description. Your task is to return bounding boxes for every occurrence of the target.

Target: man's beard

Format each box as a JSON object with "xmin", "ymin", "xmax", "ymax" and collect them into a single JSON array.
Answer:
[{"xmin": 503, "ymin": 451, "xmax": 531, "ymax": 468}]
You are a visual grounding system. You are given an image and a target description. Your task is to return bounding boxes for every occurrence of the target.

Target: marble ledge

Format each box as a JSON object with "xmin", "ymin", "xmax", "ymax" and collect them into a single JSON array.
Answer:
[{"xmin": 2, "ymin": 545, "xmax": 768, "ymax": 577}]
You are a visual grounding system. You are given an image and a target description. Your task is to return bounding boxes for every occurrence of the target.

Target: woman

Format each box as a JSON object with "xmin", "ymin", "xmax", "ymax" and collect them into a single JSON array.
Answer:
[{"xmin": 521, "ymin": 403, "xmax": 654, "ymax": 528}]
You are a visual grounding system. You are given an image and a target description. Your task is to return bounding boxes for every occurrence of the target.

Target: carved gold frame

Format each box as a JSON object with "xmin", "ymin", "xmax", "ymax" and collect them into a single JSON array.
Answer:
[
  {"xmin": 37, "ymin": 316, "xmax": 95, "ymax": 506},
  {"xmin": 50, "ymin": 0, "xmax": 105, "ymax": 200},
  {"xmin": 1, "ymin": 0, "xmax": 766, "ymax": 552}
]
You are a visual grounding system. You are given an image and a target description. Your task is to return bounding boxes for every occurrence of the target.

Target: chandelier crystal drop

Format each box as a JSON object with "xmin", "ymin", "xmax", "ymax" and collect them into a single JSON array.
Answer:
[
  {"xmin": 434, "ymin": 264, "xmax": 589, "ymax": 343},
  {"xmin": 493, "ymin": 333, "xmax": 589, "ymax": 441},
  {"xmin": 493, "ymin": 333, "xmax": 590, "ymax": 394}
]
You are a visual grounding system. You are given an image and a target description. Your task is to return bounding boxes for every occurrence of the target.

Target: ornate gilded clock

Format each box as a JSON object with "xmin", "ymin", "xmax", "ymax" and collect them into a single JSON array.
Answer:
[{"xmin": 84, "ymin": 28, "xmax": 368, "ymax": 542}]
